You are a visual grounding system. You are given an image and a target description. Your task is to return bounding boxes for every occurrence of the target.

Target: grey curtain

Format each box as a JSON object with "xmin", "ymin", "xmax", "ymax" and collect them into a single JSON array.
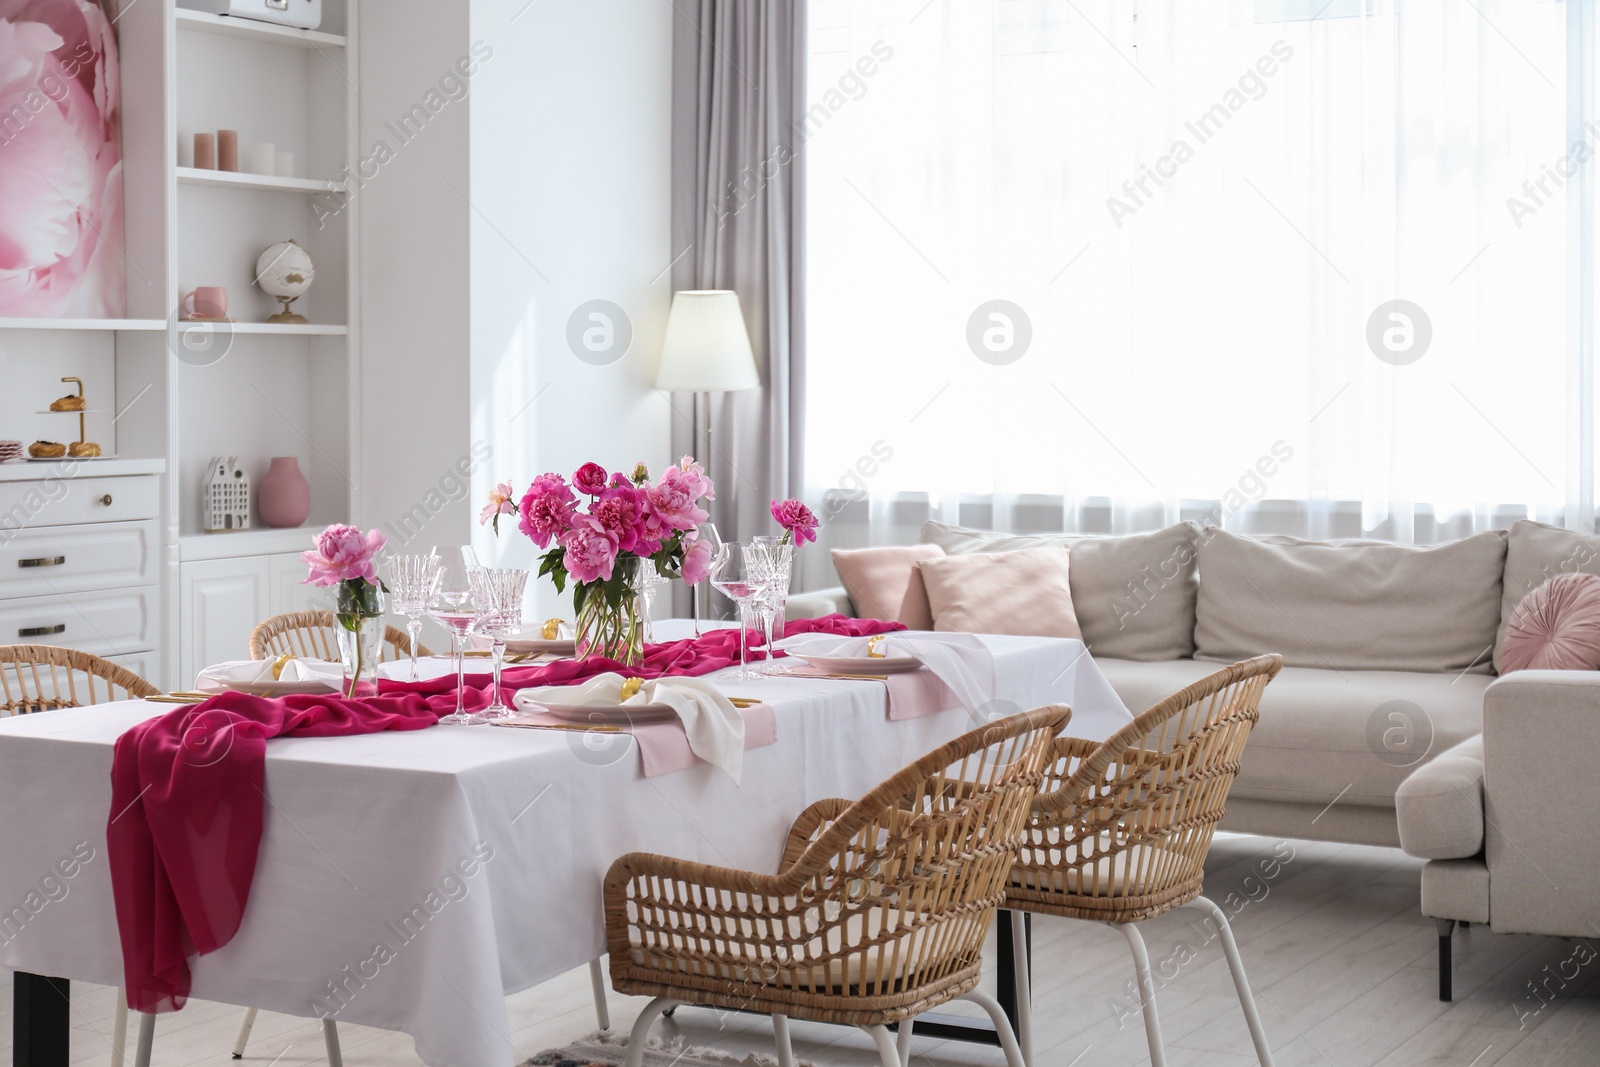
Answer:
[{"xmin": 670, "ymin": 0, "xmax": 807, "ymax": 549}]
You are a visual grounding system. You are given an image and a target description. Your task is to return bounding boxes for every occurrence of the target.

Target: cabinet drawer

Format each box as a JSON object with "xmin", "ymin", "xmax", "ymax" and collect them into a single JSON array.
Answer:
[
  {"xmin": 0, "ymin": 475, "xmax": 159, "ymax": 530},
  {"xmin": 106, "ymin": 651, "xmax": 160, "ymax": 689},
  {"xmin": 0, "ymin": 586, "xmax": 156, "ymax": 656},
  {"xmin": 0, "ymin": 521, "xmax": 158, "ymax": 598}
]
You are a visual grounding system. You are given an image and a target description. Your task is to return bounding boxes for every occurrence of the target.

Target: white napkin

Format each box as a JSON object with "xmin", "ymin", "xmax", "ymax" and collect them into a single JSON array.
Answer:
[
  {"xmin": 195, "ymin": 658, "xmax": 345, "ymax": 692},
  {"xmin": 774, "ymin": 631, "xmax": 999, "ymax": 715},
  {"xmin": 512, "ymin": 673, "xmax": 747, "ymax": 783}
]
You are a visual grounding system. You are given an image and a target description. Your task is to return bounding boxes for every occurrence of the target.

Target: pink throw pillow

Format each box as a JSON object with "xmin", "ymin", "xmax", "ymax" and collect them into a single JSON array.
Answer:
[
  {"xmin": 830, "ymin": 544, "xmax": 947, "ymax": 629},
  {"xmin": 916, "ymin": 545, "xmax": 1083, "ymax": 639},
  {"xmin": 1500, "ymin": 572, "xmax": 1600, "ymax": 673}
]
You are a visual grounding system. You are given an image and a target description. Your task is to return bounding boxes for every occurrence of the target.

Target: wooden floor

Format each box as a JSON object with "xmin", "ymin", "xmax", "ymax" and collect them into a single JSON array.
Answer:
[{"xmin": 4, "ymin": 834, "xmax": 1596, "ymax": 1067}]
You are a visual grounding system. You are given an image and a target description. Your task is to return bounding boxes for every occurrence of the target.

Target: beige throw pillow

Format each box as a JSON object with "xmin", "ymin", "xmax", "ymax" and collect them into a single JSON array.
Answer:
[
  {"xmin": 916, "ymin": 546, "xmax": 1083, "ymax": 638},
  {"xmin": 830, "ymin": 544, "xmax": 946, "ymax": 629}
]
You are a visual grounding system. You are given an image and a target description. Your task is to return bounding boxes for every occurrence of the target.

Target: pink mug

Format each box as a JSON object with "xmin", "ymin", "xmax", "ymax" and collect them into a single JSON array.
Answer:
[{"xmin": 182, "ymin": 287, "xmax": 228, "ymax": 320}]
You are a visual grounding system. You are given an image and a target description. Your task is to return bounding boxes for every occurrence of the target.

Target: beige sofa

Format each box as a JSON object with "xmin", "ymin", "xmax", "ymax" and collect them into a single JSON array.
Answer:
[
  {"xmin": 1395, "ymin": 671, "xmax": 1600, "ymax": 1002},
  {"xmin": 789, "ymin": 518, "xmax": 1598, "ymax": 848}
]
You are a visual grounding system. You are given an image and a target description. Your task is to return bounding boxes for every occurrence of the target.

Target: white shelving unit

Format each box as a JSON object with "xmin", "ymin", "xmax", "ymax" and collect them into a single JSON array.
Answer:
[{"xmin": 0, "ymin": 0, "xmax": 361, "ymax": 688}]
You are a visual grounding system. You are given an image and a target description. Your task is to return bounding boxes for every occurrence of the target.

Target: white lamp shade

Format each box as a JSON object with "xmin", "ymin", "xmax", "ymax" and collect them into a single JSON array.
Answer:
[{"xmin": 655, "ymin": 290, "xmax": 760, "ymax": 392}]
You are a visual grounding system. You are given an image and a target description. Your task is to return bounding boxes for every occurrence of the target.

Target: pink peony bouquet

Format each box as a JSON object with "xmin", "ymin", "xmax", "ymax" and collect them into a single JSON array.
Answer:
[{"xmin": 484, "ymin": 457, "xmax": 716, "ymax": 618}]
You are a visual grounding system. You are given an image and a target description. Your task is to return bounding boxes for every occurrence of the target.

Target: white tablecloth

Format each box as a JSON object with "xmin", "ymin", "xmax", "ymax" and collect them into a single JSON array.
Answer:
[{"xmin": 0, "ymin": 631, "xmax": 1129, "ymax": 1067}]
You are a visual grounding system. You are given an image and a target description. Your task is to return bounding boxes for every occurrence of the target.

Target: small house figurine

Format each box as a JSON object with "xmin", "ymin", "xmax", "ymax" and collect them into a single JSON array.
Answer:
[{"xmin": 204, "ymin": 456, "xmax": 250, "ymax": 531}]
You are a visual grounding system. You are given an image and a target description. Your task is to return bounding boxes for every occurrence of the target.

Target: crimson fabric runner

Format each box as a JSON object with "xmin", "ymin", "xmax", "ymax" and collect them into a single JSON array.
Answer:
[{"xmin": 106, "ymin": 615, "xmax": 902, "ymax": 1012}]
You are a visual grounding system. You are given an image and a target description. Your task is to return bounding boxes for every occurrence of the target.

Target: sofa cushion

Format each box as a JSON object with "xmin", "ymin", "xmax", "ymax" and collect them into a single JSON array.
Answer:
[
  {"xmin": 1395, "ymin": 735, "xmax": 1485, "ymax": 860},
  {"xmin": 1499, "ymin": 572, "xmax": 1600, "ymax": 672},
  {"xmin": 920, "ymin": 520, "xmax": 1200, "ymax": 661},
  {"xmin": 1497, "ymin": 519, "xmax": 1600, "ymax": 673},
  {"xmin": 1094, "ymin": 658, "xmax": 1490, "ymax": 808},
  {"xmin": 917, "ymin": 546, "xmax": 1082, "ymax": 638},
  {"xmin": 1193, "ymin": 529, "xmax": 1506, "ymax": 674},
  {"xmin": 830, "ymin": 544, "xmax": 945, "ymax": 628}
]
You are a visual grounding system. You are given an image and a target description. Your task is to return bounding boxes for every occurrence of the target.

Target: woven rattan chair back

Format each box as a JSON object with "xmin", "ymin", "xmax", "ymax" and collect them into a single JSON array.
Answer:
[
  {"xmin": 605, "ymin": 703, "xmax": 1071, "ymax": 1024},
  {"xmin": 248, "ymin": 610, "xmax": 428, "ymax": 663},
  {"xmin": 0, "ymin": 644, "xmax": 159, "ymax": 715},
  {"xmin": 1009, "ymin": 655, "xmax": 1282, "ymax": 923}
]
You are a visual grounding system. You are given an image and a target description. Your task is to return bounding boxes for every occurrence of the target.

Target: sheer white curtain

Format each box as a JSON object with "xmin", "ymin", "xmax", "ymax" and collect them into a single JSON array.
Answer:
[{"xmin": 803, "ymin": 0, "xmax": 1588, "ymax": 567}]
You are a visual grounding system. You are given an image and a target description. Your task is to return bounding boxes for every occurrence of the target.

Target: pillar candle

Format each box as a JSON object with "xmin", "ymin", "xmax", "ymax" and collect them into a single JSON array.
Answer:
[
  {"xmin": 193, "ymin": 132, "xmax": 215, "ymax": 170},
  {"xmin": 217, "ymin": 130, "xmax": 239, "ymax": 172},
  {"xmin": 247, "ymin": 143, "xmax": 275, "ymax": 175}
]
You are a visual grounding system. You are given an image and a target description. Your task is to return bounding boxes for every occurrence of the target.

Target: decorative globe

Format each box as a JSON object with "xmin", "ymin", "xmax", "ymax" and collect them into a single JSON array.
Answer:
[{"xmin": 255, "ymin": 239, "xmax": 315, "ymax": 323}]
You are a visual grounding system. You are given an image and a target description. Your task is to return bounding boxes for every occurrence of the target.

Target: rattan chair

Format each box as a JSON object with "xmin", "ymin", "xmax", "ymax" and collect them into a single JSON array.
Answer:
[
  {"xmin": 605, "ymin": 704, "xmax": 1073, "ymax": 1067},
  {"xmin": 0, "ymin": 644, "xmax": 157, "ymax": 715},
  {"xmin": 1003, "ymin": 655, "xmax": 1283, "ymax": 1067},
  {"xmin": 248, "ymin": 610, "xmax": 430, "ymax": 662}
]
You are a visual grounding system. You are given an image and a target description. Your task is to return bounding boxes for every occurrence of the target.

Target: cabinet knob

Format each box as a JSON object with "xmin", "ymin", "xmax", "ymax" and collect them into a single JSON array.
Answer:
[
  {"xmin": 98, "ymin": 494, "xmax": 113, "ymax": 506},
  {"xmin": 19, "ymin": 624, "xmax": 66, "ymax": 638}
]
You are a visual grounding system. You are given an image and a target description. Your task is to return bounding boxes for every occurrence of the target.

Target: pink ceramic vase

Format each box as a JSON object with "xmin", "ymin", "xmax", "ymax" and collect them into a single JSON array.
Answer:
[{"xmin": 258, "ymin": 457, "xmax": 311, "ymax": 528}]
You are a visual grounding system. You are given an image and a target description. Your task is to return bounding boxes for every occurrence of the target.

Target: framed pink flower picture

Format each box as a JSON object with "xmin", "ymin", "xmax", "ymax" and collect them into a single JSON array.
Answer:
[{"xmin": 0, "ymin": 0, "xmax": 126, "ymax": 318}]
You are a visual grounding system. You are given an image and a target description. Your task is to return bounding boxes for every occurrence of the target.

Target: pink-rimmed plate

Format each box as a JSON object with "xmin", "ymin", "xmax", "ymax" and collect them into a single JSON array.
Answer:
[
  {"xmin": 536, "ymin": 702, "xmax": 679, "ymax": 724},
  {"xmin": 783, "ymin": 655, "xmax": 924, "ymax": 675},
  {"xmin": 202, "ymin": 680, "xmax": 338, "ymax": 697}
]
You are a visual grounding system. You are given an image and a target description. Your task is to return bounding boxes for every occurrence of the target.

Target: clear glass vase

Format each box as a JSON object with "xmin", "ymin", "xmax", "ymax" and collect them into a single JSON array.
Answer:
[
  {"xmin": 575, "ymin": 557, "xmax": 647, "ymax": 667},
  {"xmin": 336, "ymin": 580, "xmax": 384, "ymax": 699}
]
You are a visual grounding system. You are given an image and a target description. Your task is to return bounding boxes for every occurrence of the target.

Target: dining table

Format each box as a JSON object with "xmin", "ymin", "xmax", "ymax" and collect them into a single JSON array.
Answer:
[{"xmin": 0, "ymin": 624, "xmax": 1133, "ymax": 1067}]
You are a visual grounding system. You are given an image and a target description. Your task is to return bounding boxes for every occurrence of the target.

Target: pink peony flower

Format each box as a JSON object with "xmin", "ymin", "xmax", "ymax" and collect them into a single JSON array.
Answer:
[
  {"xmin": 479, "ymin": 481, "xmax": 515, "ymax": 529},
  {"xmin": 676, "ymin": 455, "xmax": 715, "ymax": 500},
  {"xmin": 681, "ymin": 534, "xmax": 714, "ymax": 585},
  {"xmin": 591, "ymin": 483, "xmax": 648, "ymax": 554},
  {"xmin": 771, "ymin": 499, "xmax": 818, "ymax": 546},
  {"xmin": 517, "ymin": 473, "xmax": 577, "ymax": 549},
  {"xmin": 302, "ymin": 524, "xmax": 386, "ymax": 586},
  {"xmin": 560, "ymin": 513, "xmax": 620, "ymax": 584},
  {"xmin": 0, "ymin": 2, "xmax": 125, "ymax": 318},
  {"xmin": 648, "ymin": 464, "xmax": 711, "ymax": 532},
  {"xmin": 572, "ymin": 462, "xmax": 608, "ymax": 496}
]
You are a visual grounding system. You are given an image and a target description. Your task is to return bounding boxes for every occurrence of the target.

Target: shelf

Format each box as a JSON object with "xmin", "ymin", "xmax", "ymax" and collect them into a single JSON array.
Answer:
[
  {"xmin": 174, "ymin": 8, "xmax": 345, "ymax": 49},
  {"xmin": 35, "ymin": 410, "xmax": 108, "ymax": 415},
  {"xmin": 179, "ymin": 525, "xmax": 325, "ymax": 561},
  {"xmin": 177, "ymin": 167, "xmax": 346, "ymax": 194},
  {"xmin": 223, "ymin": 322, "xmax": 348, "ymax": 336},
  {"xmin": 0, "ymin": 318, "xmax": 166, "ymax": 331},
  {"xmin": 0, "ymin": 458, "xmax": 166, "ymax": 482}
]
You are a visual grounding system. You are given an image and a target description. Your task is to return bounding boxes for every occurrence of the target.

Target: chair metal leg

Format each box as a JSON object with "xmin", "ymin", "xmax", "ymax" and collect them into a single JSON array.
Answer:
[
  {"xmin": 1009, "ymin": 910, "xmax": 1034, "ymax": 1066},
  {"xmin": 1189, "ymin": 896, "xmax": 1275, "ymax": 1067},
  {"xmin": 321, "ymin": 1020, "xmax": 343, "ymax": 1067},
  {"xmin": 956, "ymin": 990, "xmax": 1028, "ymax": 1067},
  {"xmin": 588, "ymin": 958, "xmax": 611, "ymax": 1030},
  {"xmin": 895, "ymin": 1015, "xmax": 914, "ymax": 1067},
  {"xmin": 862, "ymin": 1024, "xmax": 902, "ymax": 1067},
  {"xmin": 1436, "ymin": 918, "xmax": 1456, "ymax": 1002},
  {"xmin": 231, "ymin": 1007, "xmax": 259, "ymax": 1059},
  {"xmin": 623, "ymin": 997, "xmax": 679, "ymax": 1067},
  {"xmin": 1114, "ymin": 921, "xmax": 1167, "ymax": 1067},
  {"xmin": 772, "ymin": 1013, "xmax": 796, "ymax": 1067},
  {"xmin": 132, "ymin": 1013, "xmax": 155, "ymax": 1067},
  {"xmin": 111, "ymin": 990, "xmax": 128, "ymax": 1067}
]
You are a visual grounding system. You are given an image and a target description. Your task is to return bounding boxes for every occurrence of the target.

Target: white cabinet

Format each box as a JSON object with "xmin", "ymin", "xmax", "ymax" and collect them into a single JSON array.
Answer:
[{"xmin": 178, "ymin": 556, "xmax": 269, "ymax": 687}]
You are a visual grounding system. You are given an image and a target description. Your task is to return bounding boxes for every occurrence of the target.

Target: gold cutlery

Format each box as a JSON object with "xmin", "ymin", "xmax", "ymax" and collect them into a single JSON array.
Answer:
[
  {"xmin": 493, "ymin": 722, "xmax": 623, "ymax": 733},
  {"xmin": 792, "ymin": 672, "xmax": 889, "ymax": 682},
  {"xmin": 145, "ymin": 695, "xmax": 203, "ymax": 704},
  {"xmin": 727, "ymin": 697, "xmax": 764, "ymax": 708}
]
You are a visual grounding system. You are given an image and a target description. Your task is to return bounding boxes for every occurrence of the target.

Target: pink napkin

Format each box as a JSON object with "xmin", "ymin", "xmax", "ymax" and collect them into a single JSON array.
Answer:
[
  {"xmin": 782, "ymin": 665, "xmax": 959, "ymax": 720},
  {"xmin": 502, "ymin": 703, "xmax": 777, "ymax": 777}
]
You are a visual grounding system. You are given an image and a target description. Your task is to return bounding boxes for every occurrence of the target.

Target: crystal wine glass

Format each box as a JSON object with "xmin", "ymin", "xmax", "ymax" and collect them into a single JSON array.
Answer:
[
  {"xmin": 385, "ymin": 553, "xmax": 441, "ymax": 681},
  {"xmin": 747, "ymin": 540, "xmax": 793, "ymax": 675},
  {"xmin": 710, "ymin": 544, "xmax": 776, "ymax": 682},
  {"xmin": 692, "ymin": 522, "xmax": 724, "ymax": 636},
  {"xmin": 474, "ymin": 568, "xmax": 529, "ymax": 722},
  {"xmin": 426, "ymin": 545, "xmax": 498, "ymax": 725}
]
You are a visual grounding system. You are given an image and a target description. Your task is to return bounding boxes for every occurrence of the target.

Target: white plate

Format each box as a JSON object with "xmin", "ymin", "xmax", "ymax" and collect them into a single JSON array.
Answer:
[
  {"xmin": 785, "ymin": 654, "xmax": 924, "ymax": 675},
  {"xmin": 201, "ymin": 679, "xmax": 337, "ymax": 696},
  {"xmin": 24, "ymin": 453, "xmax": 118, "ymax": 462},
  {"xmin": 536, "ymin": 702, "xmax": 678, "ymax": 724},
  {"xmin": 505, "ymin": 637, "xmax": 577, "ymax": 655}
]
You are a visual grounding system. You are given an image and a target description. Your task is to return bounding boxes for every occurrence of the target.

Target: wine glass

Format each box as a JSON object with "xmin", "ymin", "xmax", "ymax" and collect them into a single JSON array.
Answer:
[
  {"xmin": 710, "ymin": 544, "xmax": 776, "ymax": 682},
  {"xmin": 385, "ymin": 553, "xmax": 441, "ymax": 681},
  {"xmin": 426, "ymin": 546, "xmax": 498, "ymax": 725},
  {"xmin": 474, "ymin": 568, "xmax": 529, "ymax": 722},
  {"xmin": 692, "ymin": 522, "xmax": 724, "ymax": 636},
  {"xmin": 746, "ymin": 540, "xmax": 793, "ymax": 675}
]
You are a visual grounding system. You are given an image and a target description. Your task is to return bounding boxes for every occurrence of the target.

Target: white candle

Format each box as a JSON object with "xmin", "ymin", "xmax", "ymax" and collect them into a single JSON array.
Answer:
[
  {"xmin": 247, "ymin": 143, "xmax": 276, "ymax": 176},
  {"xmin": 276, "ymin": 152, "xmax": 299, "ymax": 179}
]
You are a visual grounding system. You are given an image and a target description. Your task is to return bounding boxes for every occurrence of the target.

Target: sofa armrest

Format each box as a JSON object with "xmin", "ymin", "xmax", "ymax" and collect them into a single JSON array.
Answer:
[
  {"xmin": 1482, "ymin": 670, "xmax": 1600, "ymax": 935},
  {"xmin": 1396, "ymin": 735, "xmax": 1484, "ymax": 860},
  {"xmin": 786, "ymin": 586, "xmax": 856, "ymax": 620}
]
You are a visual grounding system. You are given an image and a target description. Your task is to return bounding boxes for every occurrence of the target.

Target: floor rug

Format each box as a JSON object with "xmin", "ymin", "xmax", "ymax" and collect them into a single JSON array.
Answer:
[{"xmin": 528, "ymin": 1030, "xmax": 818, "ymax": 1067}]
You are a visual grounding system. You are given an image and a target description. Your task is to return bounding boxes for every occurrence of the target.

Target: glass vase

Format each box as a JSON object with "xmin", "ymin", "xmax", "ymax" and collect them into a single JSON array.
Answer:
[
  {"xmin": 336, "ymin": 614, "xmax": 383, "ymax": 698},
  {"xmin": 575, "ymin": 557, "xmax": 647, "ymax": 667}
]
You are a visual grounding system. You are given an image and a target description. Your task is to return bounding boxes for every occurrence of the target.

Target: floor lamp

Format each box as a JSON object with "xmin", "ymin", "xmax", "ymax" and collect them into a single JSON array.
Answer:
[{"xmin": 655, "ymin": 290, "xmax": 759, "ymax": 628}]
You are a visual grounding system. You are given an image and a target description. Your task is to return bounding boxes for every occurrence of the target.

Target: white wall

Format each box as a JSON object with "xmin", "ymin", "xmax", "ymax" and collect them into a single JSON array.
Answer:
[
  {"xmin": 355, "ymin": 1, "xmax": 474, "ymax": 550},
  {"xmin": 467, "ymin": 0, "xmax": 675, "ymax": 617}
]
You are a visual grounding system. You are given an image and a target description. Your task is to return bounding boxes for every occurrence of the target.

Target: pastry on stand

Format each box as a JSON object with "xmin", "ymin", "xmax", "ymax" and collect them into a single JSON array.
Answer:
[{"xmin": 28, "ymin": 441, "xmax": 66, "ymax": 459}]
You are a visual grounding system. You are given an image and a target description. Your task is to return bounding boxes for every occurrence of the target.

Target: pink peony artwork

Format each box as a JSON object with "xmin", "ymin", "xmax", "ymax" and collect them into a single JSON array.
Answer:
[{"xmin": 0, "ymin": 0, "xmax": 126, "ymax": 318}]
